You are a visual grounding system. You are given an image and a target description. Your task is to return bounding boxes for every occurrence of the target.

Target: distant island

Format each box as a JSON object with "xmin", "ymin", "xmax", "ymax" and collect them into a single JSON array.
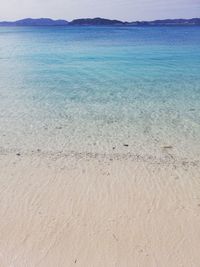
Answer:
[
  {"xmin": 0, "ymin": 17, "xmax": 200, "ymax": 26},
  {"xmin": 0, "ymin": 18, "xmax": 68, "ymax": 26},
  {"xmin": 69, "ymin": 18, "xmax": 124, "ymax": 26}
]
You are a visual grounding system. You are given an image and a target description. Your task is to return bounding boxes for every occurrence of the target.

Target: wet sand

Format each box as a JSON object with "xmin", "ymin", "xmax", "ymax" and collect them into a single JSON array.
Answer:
[{"xmin": 0, "ymin": 151, "xmax": 200, "ymax": 267}]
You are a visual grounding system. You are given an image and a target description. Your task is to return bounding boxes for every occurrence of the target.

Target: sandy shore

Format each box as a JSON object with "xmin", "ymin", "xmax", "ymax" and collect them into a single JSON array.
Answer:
[{"xmin": 0, "ymin": 151, "xmax": 200, "ymax": 267}]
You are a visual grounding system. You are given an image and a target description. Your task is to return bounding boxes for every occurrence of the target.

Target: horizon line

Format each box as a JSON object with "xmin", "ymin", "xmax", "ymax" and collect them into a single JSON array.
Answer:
[{"xmin": 1, "ymin": 16, "xmax": 200, "ymax": 23}]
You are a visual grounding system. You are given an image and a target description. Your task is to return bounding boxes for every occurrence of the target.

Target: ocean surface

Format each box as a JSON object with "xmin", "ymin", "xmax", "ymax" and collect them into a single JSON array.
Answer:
[{"xmin": 0, "ymin": 26, "xmax": 200, "ymax": 161}]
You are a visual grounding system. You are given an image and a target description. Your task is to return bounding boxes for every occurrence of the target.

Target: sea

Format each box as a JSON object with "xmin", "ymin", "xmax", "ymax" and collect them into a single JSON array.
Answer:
[{"xmin": 0, "ymin": 26, "xmax": 200, "ymax": 161}]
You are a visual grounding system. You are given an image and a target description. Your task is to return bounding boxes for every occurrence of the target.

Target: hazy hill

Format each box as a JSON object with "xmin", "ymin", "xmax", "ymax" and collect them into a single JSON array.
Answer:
[
  {"xmin": 0, "ymin": 18, "xmax": 68, "ymax": 26},
  {"xmin": 69, "ymin": 17, "xmax": 125, "ymax": 26},
  {"xmin": 0, "ymin": 17, "xmax": 200, "ymax": 26}
]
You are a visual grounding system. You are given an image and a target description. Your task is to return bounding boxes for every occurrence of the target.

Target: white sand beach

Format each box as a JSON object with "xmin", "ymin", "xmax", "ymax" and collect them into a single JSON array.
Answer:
[{"xmin": 0, "ymin": 151, "xmax": 199, "ymax": 267}]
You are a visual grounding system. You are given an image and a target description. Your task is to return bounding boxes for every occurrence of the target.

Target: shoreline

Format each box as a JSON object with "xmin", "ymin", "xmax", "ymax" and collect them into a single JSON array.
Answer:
[{"xmin": 1, "ymin": 146, "xmax": 199, "ymax": 165}]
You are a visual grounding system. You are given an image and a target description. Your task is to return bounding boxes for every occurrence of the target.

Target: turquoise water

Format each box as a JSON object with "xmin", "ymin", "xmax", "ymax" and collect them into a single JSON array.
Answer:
[{"xmin": 0, "ymin": 26, "xmax": 200, "ymax": 161}]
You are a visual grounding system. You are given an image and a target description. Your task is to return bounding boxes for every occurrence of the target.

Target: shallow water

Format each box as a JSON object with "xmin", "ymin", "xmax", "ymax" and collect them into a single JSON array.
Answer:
[{"xmin": 0, "ymin": 26, "xmax": 200, "ymax": 161}]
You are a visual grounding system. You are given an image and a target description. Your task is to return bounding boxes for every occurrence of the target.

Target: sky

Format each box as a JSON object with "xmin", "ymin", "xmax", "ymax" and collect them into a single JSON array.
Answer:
[{"xmin": 0, "ymin": 0, "xmax": 199, "ymax": 22}]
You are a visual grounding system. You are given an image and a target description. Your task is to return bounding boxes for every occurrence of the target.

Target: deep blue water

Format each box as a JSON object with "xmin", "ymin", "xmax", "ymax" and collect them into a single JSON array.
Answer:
[{"xmin": 0, "ymin": 26, "xmax": 200, "ymax": 160}]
